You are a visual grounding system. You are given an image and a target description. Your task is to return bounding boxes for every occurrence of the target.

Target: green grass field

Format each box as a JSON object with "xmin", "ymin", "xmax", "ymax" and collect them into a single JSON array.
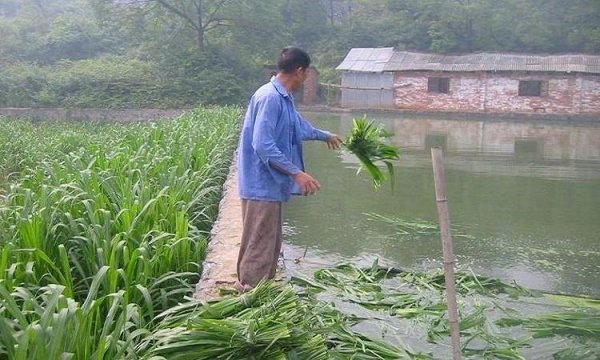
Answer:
[{"xmin": 0, "ymin": 108, "xmax": 241, "ymax": 359}]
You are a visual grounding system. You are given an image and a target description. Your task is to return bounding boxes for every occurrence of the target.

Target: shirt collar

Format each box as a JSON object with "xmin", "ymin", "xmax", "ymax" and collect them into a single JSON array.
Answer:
[{"xmin": 270, "ymin": 76, "xmax": 290, "ymax": 98}]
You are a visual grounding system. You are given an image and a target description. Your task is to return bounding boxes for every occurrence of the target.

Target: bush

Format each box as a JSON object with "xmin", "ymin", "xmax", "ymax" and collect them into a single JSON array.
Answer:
[{"xmin": 0, "ymin": 51, "xmax": 258, "ymax": 108}]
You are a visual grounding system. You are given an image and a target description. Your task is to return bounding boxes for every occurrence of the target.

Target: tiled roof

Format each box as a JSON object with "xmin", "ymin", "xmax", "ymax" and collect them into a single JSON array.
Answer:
[
  {"xmin": 337, "ymin": 49, "xmax": 600, "ymax": 74},
  {"xmin": 335, "ymin": 48, "xmax": 395, "ymax": 72}
]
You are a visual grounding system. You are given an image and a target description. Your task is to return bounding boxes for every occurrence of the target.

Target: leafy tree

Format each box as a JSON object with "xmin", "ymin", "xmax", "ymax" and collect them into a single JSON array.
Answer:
[
  {"xmin": 560, "ymin": 0, "xmax": 600, "ymax": 53},
  {"xmin": 282, "ymin": 0, "xmax": 330, "ymax": 49},
  {"xmin": 0, "ymin": 0, "xmax": 109, "ymax": 63},
  {"xmin": 148, "ymin": 0, "xmax": 230, "ymax": 52}
]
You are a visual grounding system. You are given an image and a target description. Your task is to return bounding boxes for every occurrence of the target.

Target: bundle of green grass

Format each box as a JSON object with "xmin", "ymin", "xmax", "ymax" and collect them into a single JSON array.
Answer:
[
  {"xmin": 141, "ymin": 282, "xmax": 411, "ymax": 359},
  {"xmin": 344, "ymin": 116, "xmax": 400, "ymax": 189}
]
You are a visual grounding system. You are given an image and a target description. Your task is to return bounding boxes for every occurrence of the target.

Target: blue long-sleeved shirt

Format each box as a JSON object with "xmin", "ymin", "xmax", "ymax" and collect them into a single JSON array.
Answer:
[{"xmin": 238, "ymin": 77, "xmax": 331, "ymax": 202}]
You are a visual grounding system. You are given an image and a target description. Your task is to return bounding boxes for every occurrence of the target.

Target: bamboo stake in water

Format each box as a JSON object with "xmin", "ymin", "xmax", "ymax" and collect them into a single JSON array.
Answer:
[{"xmin": 431, "ymin": 147, "xmax": 462, "ymax": 360}]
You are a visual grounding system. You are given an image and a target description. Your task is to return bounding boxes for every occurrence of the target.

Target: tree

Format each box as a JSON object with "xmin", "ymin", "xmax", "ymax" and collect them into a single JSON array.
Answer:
[
  {"xmin": 282, "ymin": 0, "xmax": 330, "ymax": 49},
  {"xmin": 0, "ymin": 0, "xmax": 108, "ymax": 63},
  {"xmin": 148, "ymin": 0, "xmax": 231, "ymax": 52}
]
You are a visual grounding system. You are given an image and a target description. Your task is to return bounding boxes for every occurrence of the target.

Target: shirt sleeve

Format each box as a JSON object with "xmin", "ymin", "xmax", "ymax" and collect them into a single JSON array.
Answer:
[
  {"xmin": 252, "ymin": 95, "xmax": 301, "ymax": 177},
  {"xmin": 298, "ymin": 113, "xmax": 331, "ymax": 141}
]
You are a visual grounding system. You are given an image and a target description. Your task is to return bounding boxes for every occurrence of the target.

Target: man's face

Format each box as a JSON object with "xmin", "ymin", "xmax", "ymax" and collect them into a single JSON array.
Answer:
[{"xmin": 291, "ymin": 67, "xmax": 308, "ymax": 91}]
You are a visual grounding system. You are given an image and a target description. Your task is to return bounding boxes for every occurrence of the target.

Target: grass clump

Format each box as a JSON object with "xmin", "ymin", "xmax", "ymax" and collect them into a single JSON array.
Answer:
[{"xmin": 344, "ymin": 116, "xmax": 400, "ymax": 189}]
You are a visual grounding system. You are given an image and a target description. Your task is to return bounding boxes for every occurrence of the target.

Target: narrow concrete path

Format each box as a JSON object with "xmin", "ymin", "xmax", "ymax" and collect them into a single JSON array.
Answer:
[
  {"xmin": 194, "ymin": 153, "xmax": 300, "ymax": 299},
  {"xmin": 194, "ymin": 157, "xmax": 242, "ymax": 299}
]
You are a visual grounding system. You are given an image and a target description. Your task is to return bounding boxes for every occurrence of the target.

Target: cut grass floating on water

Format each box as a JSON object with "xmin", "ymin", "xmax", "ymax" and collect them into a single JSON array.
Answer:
[
  {"xmin": 297, "ymin": 261, "xmax": 538, "ymax": 299},
  {"xmin": 497, "ymin": 310, "xmax": 600, "ymax": 339},
  {"xmin": 399, "ymin": 269, "xmax": 541, "ymax": 299},
  {"xmin": 292, "ymin": 262, "xmax": 541, "ymax": 359},
  {"xmin": 543, "ymin": 293, "xmax": 600, "ymax": 311},
  {"xmin": 364, "ymin": 212, "xmax": 475, "ymax": 239},
  {"xmin": 291, "ymin": 261, "xmax": 600, "ymax": 359},
  {"xmin": 344, "ymin": 116, "xmax": 400, "ymax": 190},
  {"xmin": 552, "ymin": 346, "xmax": 600, "ymax": 360}
]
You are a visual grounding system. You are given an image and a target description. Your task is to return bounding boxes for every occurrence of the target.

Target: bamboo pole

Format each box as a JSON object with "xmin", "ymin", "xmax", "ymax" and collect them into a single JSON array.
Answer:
[{"xmin": 431, "ymin": 147, "xmax": 462, "ymax": 360}]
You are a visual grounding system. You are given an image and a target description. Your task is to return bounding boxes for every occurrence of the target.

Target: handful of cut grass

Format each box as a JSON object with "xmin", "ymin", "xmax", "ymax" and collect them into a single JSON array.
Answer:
[{"xmin": 344, "ymin": 116, "xmax": 400, "ymax": 189}]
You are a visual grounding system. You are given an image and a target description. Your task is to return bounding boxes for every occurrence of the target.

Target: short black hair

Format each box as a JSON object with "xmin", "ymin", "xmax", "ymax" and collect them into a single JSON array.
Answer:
[{"xmin": 277, "ymin": 47, "xmax": 311, "ymax": 74}]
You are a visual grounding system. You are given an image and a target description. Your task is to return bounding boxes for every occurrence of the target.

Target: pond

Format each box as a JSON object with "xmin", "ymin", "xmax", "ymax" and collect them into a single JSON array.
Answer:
[{"xmin": 283, "ymin": 112, "xmax": 600, "ymax": 298}]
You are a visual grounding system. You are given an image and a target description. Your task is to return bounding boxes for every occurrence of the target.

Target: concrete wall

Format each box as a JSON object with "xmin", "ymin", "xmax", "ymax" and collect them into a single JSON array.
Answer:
[
  {"xmin": 341, "ymin": 72, "xmax": 394, "ymax": 108},
  {"xmin": 392, "ymin": 71, "xmax": 600, "ymax": 115}
]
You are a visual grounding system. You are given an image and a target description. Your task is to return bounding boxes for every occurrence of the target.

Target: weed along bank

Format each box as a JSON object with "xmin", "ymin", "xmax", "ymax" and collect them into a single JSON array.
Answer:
[{"xmin": 337, "ymin": 48, "xmax": 600, "ymax": 116}]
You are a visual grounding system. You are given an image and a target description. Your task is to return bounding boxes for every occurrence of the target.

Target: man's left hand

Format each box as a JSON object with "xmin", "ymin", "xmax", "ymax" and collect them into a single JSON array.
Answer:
[{"xmin": 326, "ymin": 134, "xmax": 343, "ymax": 150}]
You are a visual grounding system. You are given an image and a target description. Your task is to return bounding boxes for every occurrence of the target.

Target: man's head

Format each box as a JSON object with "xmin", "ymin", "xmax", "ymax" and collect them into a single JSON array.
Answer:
[
  {"xmin": 276, "ymin": 47, "xmax": 311, "ymax": 92},
  {"xmin": 277, "ymin": 47, "xmax": 311, "ymax": 73}
]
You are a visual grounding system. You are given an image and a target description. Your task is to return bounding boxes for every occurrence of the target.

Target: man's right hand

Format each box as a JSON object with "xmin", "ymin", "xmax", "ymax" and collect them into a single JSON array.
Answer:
[{"xmin": 293, "ymin": 172, "xmax": 321, "ymax": 196}]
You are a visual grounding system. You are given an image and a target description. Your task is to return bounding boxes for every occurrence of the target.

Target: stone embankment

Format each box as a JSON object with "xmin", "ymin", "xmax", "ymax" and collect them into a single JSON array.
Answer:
[{"xmin": 194, "ymin": 158, "xmax": 242, "ymax": 299}]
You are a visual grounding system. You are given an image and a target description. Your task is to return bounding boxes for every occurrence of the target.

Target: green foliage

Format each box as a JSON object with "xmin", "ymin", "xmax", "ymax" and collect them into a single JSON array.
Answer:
[
  {"xmin": 344, "ymin": 116, "xmax": 400, "ymax": 189},
  {"xmin": 0, "ymin": 107, "xmax": 241, "ymax": 358},
  {"xmin": 141, "ymin": 282, "xmax": 412, "ymax": 359},
  {"xmin": 0, "ymin": 0, "xmax": 109, "ymax": 63},
  {"xmin": 1, "ymin": 0, "xmax": 600, "ymax": 108},
  {"xmin": 497, "ymin": 310, "xmax": 600, "ymax": 338},
  {"xmin": 281, "ymin": 0, "xmax": 331, "ymax": 49},
  {"xmin": 0, "ymin": 54, "xmax": 250, "ymax": 108}
]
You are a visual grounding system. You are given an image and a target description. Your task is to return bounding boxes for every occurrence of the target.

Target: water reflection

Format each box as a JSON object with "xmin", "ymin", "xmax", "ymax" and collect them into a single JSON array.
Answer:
[
  {"xmin": 339, "ymin": 114, "xmax": 600, "ymax": 181},
  {"xmin": 285, "ymin": 112, "xmax": 600, "ymax": 297}
]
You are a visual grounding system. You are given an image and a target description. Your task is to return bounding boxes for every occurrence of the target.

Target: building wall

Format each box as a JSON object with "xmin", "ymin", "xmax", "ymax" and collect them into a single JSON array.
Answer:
[
  {"xmin": 341, "ymin": 72, "xmax": 395, "ymax": 108},
  {"xmin": 302, "ymin": 67, "xmax": 320, "ymax": 105},
  {"xmin": 392, "ymin": 71, "xmax": 600, "ymax": 115}
]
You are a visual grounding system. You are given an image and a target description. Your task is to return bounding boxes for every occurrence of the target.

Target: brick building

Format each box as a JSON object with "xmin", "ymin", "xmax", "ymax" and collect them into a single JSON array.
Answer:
[
  {"xmin": 337, "ymin": 48, "xmax": 600, "ymax": 116},
  {"xmin": 301, "ymin": 67, "xmax": 320, "ymax": 105}
]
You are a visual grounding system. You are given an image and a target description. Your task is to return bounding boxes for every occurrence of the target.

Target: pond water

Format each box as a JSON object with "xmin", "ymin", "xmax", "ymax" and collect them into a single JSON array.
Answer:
[{"xmin": 283, "ymin": 112, "xmax": 600, "ymax": 298}]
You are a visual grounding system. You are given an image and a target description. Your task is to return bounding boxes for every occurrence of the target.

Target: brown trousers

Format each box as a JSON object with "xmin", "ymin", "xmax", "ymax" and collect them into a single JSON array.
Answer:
[{"xmin": 237, "ymin": 199, "xmax": 282, "ymax": 287}]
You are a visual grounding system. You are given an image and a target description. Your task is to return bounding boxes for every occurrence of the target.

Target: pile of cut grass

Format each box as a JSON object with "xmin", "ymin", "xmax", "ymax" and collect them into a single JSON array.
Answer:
[{"xmin": 141, "ymin": 282, "xmax": 417, "ymax": 359}]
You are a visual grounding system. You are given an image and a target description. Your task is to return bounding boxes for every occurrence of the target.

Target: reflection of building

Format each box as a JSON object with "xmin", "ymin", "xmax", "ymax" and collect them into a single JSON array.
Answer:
[
  {"xmin": 337, "ymin": 48, "xmax": 600, "ymax": 116},
  {"xmin": 389, "ymin": 117, "xmax": 600, "ymax": 162},
  {"xmin": 335, "ymin": 113, "xmax": 600, "ymax": 180}
]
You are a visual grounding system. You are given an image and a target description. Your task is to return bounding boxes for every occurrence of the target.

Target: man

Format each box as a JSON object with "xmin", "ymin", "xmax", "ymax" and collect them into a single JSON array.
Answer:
[{"xmin": 236, "ymin": 47, "xmax": 342, "ymax": 292}]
